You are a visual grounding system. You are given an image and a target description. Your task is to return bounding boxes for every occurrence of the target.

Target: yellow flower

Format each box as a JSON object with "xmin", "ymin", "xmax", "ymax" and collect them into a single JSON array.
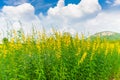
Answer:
[
  {"xmin": 75, "ymin": 48, "xmax": 81, "ymax": 56},
  {"xmin": 78, "ymin": 52, "xmax": 87, "ymax": 65},
  {"xmin": 10, "ymin": 38, "xmax": 15, "ymax": 44},
  {"xmin": 117, "ymin": 48, "xmax": 120, "ymax": 54},
  {"xmin": 57, "ymin": 39, "xmax": 61, "ymax": 50},
  {"xmin": 36, "ymin": 44, "xmax": 41, "ymax": 52},
  {"xmin": 110, "ymin": 43, "xmax": 114, "ymax": 49},
  {"xmin": 3, "ymin": 49, "xmax": 7, "ymax": 58},
  {"xmin": 92, "ymin": 43, "xmax": 96, "ymax": 52},
  {"xmin": 0, "ymin": 45, "xmax": 3, "ymax": 49},
  {"xmin": 90, "ymin": 52, "xmax": 95, "ymax": 61},
  {"xmin": 56, "ymin": 52, "xmax": 61, "ymax": 59},
  {"xmin": 105, "ymin": 48, "xmax": 108, "ymax": 56},
  {"xmin": 16, "ymin": 43, "xmax": 22, "ymax": 50},
  {"xmin": 100, "ymin": 43, "xmax": 104, "ymax": 49}
]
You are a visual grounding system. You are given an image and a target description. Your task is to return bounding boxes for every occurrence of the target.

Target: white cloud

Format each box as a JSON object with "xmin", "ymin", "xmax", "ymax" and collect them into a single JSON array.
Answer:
[
  {"xmin": 4, "ymin": 0, "xmax": 28, "ymax": 5},
  {"xmin": 39, "ymin": 0, "xmax": 101, "ymax": 35},
  {"xmin": 57, "ymin": 0, "xmax": 65, "ymax": 7},
  {"xmin": 113, "ymin": 0, "xmax": 120, "ymax": 6},
  {"xmin": 39, "ymin": 0, "xmax": 120, "ymax": 36},
  {"xmin": 85, "ymin": 11, "xmax": 120, "ymax": 35},
  {"xmin": 2, "ymin": 3, "xmax": 35, "ymax": 21},
  {"xmin": 48, "ymin": 0, "xmax": 101, "ymax": 18},
  {"xmin": 106, "ymin": 0, "xmax": 112, "ymax": 4},
  {"xmin": 0, "ymin": 3, "xmax": 42, "ymax": 39}
]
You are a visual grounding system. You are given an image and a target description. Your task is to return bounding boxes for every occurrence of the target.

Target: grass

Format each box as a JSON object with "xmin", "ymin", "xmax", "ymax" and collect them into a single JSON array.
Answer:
[{"xmin": 0, "ymin": 29, "xmax": 120, "ymax": 80}]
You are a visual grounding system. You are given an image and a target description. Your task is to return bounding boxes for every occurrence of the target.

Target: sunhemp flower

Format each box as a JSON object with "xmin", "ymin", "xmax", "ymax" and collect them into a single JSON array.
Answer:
[
  {"xmin": 78, "ymin": 52, "xmax": 87, "ymax": 65},
  {"xmin": 90, "ymin": 52, "xmax": 95, "ymax": 61},
  {"xmin": 117, "ymin": 48, "xmax": 120, "ymax": 54},
  {"xmin": 3, "ymin": 49, "xmax": 7, "ymax": 58},
  {"xmin": 56, "ymin": 52, "xmax": 61, "ymax": 59},
  {"xmin": 75, "ymin": 47, "xmax": 81, "ymax": 56}
]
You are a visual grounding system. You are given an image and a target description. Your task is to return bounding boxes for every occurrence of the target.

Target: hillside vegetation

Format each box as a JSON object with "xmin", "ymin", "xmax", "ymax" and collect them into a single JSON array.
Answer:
[{"xmin": 89, "ymin": 31, "xmax": 120, "ymax": 42}]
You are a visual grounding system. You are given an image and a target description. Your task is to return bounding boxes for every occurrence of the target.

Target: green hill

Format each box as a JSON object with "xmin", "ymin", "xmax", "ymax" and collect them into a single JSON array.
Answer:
[{"xmin": 89, "ymin": 31, "xmax": 120, "ymax": 41}]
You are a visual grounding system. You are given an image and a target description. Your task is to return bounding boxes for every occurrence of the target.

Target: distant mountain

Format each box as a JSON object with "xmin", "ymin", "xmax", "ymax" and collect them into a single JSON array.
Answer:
[
  {"xmin": 89, "ymin": 31, "xmax": 120, "ymax": 41},
  {"xmin": 94, "ymin": 31, "xmax": 117, "ymax": 36}
]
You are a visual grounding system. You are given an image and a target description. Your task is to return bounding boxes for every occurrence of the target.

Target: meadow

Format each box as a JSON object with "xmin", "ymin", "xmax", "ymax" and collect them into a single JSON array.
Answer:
[{"xmin": 0, "ymin": 29, "xmax": 120, "ymax": 80}]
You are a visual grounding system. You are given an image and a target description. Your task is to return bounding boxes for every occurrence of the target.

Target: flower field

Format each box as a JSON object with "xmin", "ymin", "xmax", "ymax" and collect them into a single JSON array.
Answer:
[{"xmin": 0, "ymin": 29, "xmax": 120, "ymax": 80}]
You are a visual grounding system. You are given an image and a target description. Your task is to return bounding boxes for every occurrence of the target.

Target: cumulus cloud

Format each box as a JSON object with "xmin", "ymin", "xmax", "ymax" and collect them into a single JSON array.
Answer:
[
  {"xmin": 57, "ymin": 0, "xmax": 65, "ymax": 7},
  {"xmin": 0, "ymin": 3, "xmax": 42, "ymax": 39},
  {"xmin": 85, "ymin": 11, "xmax": 120, "ymax": 35},
  {"xmin": 39, "ymin": 0, "xmax": 120, "ymax": 36},
  {"xmin": 39, "ymin": 0, "xmax": 102, "ymax": 34},
  {"xmin": 113, "ymin": 0, "xmax": 120, "ymax": 6},
  {"xmin": 2, "ymin": 3, "xmax": 35, "ymax": 21},
  {"xmin": 48, "ymin": 0, "xmax": 101, "ymax": 18}
]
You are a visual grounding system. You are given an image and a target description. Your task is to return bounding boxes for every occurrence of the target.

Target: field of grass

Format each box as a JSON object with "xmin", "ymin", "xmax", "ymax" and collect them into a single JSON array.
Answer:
[{"xmin": 0, "ymin": 29, "xmax": 120, "ymax": 80}]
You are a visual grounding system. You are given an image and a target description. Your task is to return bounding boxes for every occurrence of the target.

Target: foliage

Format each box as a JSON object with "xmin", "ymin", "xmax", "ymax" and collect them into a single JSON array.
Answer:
[{"xmin": 0, "ymin": 29, "xmax": 120, "ymax": 80}]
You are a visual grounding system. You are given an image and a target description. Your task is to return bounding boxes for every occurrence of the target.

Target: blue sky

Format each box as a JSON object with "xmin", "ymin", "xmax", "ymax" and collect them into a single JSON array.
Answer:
[{"xmin": 0, "ymin": 0, "xmax": 117, "ymax": 14}]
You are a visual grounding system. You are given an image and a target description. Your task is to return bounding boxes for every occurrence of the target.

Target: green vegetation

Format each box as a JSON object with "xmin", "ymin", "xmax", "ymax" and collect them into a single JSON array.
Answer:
[
  {"xmin": 0, "ymin": 30, "xmax": 120, "ymax": 80},
  {"xmin": 90, "ymin": 31, "xmax": 120, "ymax": 41}
]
